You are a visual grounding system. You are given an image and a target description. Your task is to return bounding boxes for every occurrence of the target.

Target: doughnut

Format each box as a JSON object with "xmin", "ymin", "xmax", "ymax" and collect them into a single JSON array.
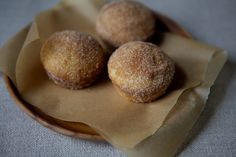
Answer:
[
  {"xmin": 108, "ymin": 41, "xmax": 175, "ymax": 103},
  {"xmin": 96, "ymin": 0, "xmax": 156, "ymax": 47},
  {"xmin": 40, "ymin": 30, "xmax": 106, "ymax": 89}
]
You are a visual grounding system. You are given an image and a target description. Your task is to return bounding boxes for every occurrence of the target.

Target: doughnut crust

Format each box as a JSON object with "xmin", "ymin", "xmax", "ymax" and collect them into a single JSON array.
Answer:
[
  {"xmin": 96, "ymin": 0, "xmax": 156, "ymax": 47},
  {"xmin": 40, "ymin": 30, "xmax": 106, "ymax": 89},
  {"xmin": 108, "ymin": 41, "xmax": 175, "ymax": 103}
]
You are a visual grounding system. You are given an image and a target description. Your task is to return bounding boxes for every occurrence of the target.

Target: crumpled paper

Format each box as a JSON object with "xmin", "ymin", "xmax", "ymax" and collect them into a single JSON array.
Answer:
[{"xmin": 0, "ymin": 0, "xmax": 227, "ymax": 156}]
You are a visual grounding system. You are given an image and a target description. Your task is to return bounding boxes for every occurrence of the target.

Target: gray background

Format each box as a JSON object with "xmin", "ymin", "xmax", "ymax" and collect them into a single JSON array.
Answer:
[{"xmin": 0, "ymin": 0, "xmax": 236, "ymax": 156}]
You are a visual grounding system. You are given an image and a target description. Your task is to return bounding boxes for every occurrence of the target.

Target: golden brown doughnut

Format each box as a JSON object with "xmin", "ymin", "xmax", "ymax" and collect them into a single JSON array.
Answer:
[
  {"xmin": 108, "ymin": 41, "xmax": 175, "ymax": 103},
  {"xmin": 96, "ymin": 0, "xmax": 156, "ymax": 47},
  {"xmin": 40, "ymin": 30, "xmax": 106, "ymax": 89}
]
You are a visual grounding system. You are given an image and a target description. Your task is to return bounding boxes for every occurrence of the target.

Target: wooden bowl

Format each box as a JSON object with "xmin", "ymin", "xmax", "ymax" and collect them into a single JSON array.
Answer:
[{"xmin": 3, "ymin": 12, "xmax": 192, "ymax": 141}]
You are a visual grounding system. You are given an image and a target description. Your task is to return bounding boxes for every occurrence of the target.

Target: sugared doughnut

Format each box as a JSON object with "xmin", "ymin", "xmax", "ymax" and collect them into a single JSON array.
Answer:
[
  {"xmin": 40, "ymin": 30, "xmax": 106, "ymax": 89},
  {"xmin": 108, "ymin": 41, "xmax": 175, "ymax": 103},
  {"xmin": 96, "ymin": 1, "xmax": 156, "ymax": 47}
]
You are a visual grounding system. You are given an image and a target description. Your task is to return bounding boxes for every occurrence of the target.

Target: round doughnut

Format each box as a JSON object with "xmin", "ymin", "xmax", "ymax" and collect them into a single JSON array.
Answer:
[
  {"xmin": 40, "ymin": 30, "xmax": 106, "ymax": 89},
  {"xmin": 96, "ymin": 0, "xmax": 156, "ymax": 47},
  {"xmin": 108, "ymin": 41, "xmax": 175, "ymax": 103}
]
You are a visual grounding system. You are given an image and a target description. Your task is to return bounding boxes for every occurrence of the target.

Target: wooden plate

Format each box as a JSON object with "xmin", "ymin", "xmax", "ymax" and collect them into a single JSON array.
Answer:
[{"xmin": 3, "ymin": 12, "xmax": 192, "ymax": 141}]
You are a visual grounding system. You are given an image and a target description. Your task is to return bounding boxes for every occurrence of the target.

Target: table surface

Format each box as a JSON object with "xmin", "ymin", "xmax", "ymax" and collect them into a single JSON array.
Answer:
[{"xmin": 0, "ymin": 0, "xmax": 236, "ymax": 157}]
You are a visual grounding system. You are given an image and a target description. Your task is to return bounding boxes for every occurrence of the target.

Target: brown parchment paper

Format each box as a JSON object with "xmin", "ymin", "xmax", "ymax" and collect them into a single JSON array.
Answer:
[
  {"xmin": 123, "ymin": 39, "xmax": 227, "ymax": 157},
  {"xmin": 0, "ymin": 0, "xmax": 227, "ymax": 156}
]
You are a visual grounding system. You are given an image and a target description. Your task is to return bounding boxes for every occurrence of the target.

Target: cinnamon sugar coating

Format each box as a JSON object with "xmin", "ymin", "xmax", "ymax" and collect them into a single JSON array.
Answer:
[
  {"xmin": 40, "ymin": 30, "xmax": 106, "ymax": 89},
  {"xmin": 96, "ymin": 0, "xmax": 156, "ymax": 47},
  {"xmin": 108, "ymin": 41, "xmax": 175, "ymax": 103}
]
